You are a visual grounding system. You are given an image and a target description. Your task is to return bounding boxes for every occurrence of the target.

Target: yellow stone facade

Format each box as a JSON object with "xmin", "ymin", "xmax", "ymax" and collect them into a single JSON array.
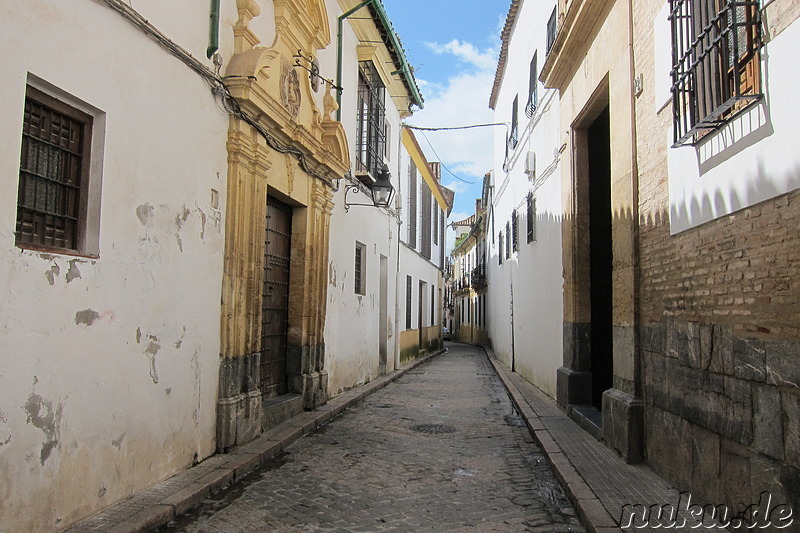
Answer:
[{"xmin": 217, "ymin": 0, "xmax": 351, "ymax": 450}]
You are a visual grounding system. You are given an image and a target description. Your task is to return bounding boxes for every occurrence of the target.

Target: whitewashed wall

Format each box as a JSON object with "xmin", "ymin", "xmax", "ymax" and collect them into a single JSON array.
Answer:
[
  {"xmin": 323, "ymin": 1, "xmax": 402, "ymax": 395},
  {"xmin": 487, "ymin": 0, "xmax": 564, "ymax": 398},
  {"xmin": 0, "ymin": 1, "xmax": 233, "ymax": 531}
]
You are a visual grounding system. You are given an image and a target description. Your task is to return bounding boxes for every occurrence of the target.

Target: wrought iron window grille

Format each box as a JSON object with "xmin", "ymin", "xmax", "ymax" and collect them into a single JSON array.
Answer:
[
  {"xmin": 670, "ymin": 0, "xmax": 763, "ymax": 147},
  {"xmin": 546, "ymin": 8, "xmax": 558, "ymax": 56},
  {"xmin": 356, "ymin": 61, "xmax": 386, "ymax": 180}
]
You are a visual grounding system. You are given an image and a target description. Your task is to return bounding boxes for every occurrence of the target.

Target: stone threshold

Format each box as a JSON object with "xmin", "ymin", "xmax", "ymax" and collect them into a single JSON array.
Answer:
[{"xmin": 64, "ymin": 349, "xmax": 445, "ymax": 533}]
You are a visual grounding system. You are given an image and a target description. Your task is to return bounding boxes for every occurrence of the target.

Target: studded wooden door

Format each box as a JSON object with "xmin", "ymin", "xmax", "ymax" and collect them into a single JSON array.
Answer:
[{"xmin": 261, "ymin": 196, "xmax": 292, "ymax": 397}]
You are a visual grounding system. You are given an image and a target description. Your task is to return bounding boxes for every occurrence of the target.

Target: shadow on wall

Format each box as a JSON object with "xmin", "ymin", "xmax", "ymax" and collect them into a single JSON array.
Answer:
[{"xmin": 669, "ymin": 97, "xmax": 800, "ymax": 232}]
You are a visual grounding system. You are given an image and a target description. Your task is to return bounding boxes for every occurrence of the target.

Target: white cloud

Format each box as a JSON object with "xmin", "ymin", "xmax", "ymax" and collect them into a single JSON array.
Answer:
[
  {"xmin": 406, "ymin": 36, "xmax": 502, "ymax": 219},
  {"xmin": 423, "ymin": 39, "xmax": 498, "ymax": 73},
  {"xmin": 442, "ymin": 180, "xmax": 472, "ymax": 194}
]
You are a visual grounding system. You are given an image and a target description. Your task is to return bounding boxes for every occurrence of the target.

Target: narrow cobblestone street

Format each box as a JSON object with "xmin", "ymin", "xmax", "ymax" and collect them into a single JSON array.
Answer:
[{"xmin": 159, "ymin": 344, "xmax": 584, "ymax": 532}]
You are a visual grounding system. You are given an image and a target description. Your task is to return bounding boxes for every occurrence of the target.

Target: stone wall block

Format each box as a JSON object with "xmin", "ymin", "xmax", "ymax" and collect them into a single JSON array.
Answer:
[
  {"xmin": 216, "ymin": 395, "xmax": 242, "ymax": 452},
  {"xmin": 286, "ymin": 345, "xmax": 302, "ymax": 376},
  {"xmin": 680, "ymin": 321, "xmax": 703, "ymax": 369},
  {"xmin": 753, "ymin": 384, "xmax": 784, "ymax": 460},
  {"xmin": 710, "ymin": 324, "xmax": 734, "ymax": 376},
  {"xmin": 219, "ymin": 357, "xmax": 243, "ymax": 398},
  {"xmin": 766, "ymin": 340, "xmax": 800, "ymax": 390},
  {"xmin": 749, "ymin": 452, "xmax": 800, "ymax": 523},
  {"xmin": 691, "ymin": 424, "xmax": 721, "ymax": 504},
  {"xmin": 646, "ymin": 407, "xmax": 693, "ymax": 489},
  {"xmin": 781, "ymin": 389, "xmax": 800, "ymax": 468},
  {"xmin": 699, "ymin": 323, "xmax": 713, "ymax": 370},
  {"xmin": 602, "ymin": 388, "xmax": 644, "ymax": 462},
  {"xmin": 721, "ymin": 376, "xmax": 753, "ymax": 445},
  {"xmin": 664, "ymin": 357, "xmax": 687, "ymax": 416},
  {"xmin": 643, "ymin": 350, "xmax": 668, "ymax": 409},
  {"xmin": 732, "ymin": 336, "xmax": 766, "ymax": 382},
  {"xmin": 242, "ymin": 352, "xmax": 261, "ymax": 392},
  {"xmin": 563, "ymin": 321, "xmax": 592, "ymax": 371},
  {"xmin": 720, "ymin": 438, "xmax": 752, "ymax": 517},
  {"xmin": 236, "ymin": 390, "xmax": 263, "ymax": 445},
  {"xmin": 666, "ymin": 320, "xmax": 688, "ymax": 360},
  {"xmin": 640, "ymin": 322, "xmax": 665, "ymax": 354}
]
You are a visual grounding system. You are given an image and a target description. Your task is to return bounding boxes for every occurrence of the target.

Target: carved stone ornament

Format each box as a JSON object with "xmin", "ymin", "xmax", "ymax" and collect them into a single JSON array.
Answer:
[{"xmin": 281, "ymin": 61, "xmax": 302, "ymax": 118}]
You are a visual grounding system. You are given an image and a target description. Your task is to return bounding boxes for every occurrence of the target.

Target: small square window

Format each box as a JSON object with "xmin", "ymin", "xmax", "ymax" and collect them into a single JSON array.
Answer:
[{"xmin": 354, "ymin": 241, "xmax": 366, "ymax": 294}]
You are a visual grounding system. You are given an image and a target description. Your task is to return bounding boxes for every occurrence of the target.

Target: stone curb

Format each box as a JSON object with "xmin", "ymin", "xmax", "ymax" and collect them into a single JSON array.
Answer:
[
  {"xmin": 481, "ymin": 345, "xmax": 623, "ymax": 533},
  {"xmin": 65, "ymin": 349, "xmax": 445, "ymax": 533}
]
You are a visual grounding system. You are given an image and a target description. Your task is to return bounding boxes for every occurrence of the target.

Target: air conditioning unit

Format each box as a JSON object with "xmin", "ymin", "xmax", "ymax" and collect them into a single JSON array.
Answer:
[{"xmin": 524, "ymin": 151, "xmax": 536, "ymax": 179}]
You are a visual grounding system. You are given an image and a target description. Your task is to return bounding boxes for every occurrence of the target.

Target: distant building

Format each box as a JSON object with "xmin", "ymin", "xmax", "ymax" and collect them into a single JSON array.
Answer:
[
  {"xmin": 395, "ymin": 129, "xmax": 453, "ymax": 363},
  {"xmin": 450, "ymin": 190, "xmax": 488, "ymax": 346}
]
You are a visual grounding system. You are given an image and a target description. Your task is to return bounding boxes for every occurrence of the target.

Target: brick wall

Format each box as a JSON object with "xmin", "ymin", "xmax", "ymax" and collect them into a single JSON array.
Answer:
[{"xmin": 633, "ymin": 0, "xmax": 800, "ymax": 516}]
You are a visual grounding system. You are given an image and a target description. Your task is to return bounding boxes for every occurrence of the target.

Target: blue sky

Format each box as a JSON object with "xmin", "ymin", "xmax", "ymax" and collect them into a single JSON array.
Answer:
[{"xmin": 381, "ymin": 0, "xmax": 509, "ymax": 248}]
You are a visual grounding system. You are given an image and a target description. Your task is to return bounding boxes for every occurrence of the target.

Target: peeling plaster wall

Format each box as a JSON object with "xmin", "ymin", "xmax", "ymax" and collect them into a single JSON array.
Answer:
[
  {"xmin": 0, "ymin": 2, "xmax": 231, "ymax": 531},
  {"xmin": 487, "ymin": 0, "xmax": 565, "ymax": 399}
]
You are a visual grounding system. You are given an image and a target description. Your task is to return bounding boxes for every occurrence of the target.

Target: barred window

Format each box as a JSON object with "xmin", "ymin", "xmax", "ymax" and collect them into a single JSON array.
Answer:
[
  {"xmin": 408, "ymin": 161, "xmax": 417, "ymax": 248},
  {"xmin": 526, "ymin": 52, "xmax": 538, "ymax": 118},
  {"xmin": 546, "ymin": 7, "xmax": 558, "ymax": 55},
  {"xmin": 16, "ymin": 87, "xmax": 92, "ymax": 252},
  {"xmin": 354, "ymin": 241, "xmax": 366, "ymax": 294},
  {"xmin": 527, "ymin": 193, "xmax": 537, "ymax": 243},
  {"xmin": 421, "ymin": 184, "xmax": 432, "ymax": 259},
  {"xmin": 433, "ymin": 196, "xmax": 438, "ymax": 245},
  {"xmin": 670, "ymin": 0, "xmax": 762, "ymax": 146},
  {"xmin": 505, "ymin": 222, "xmax": 511, "ymax": 259},
  {"xmin": 498, "ymin": 230, "xmax": 504, "ymax": 265},
  {"xmin": 508, "ymin": 95, "xmax": 519, "ymax": 150},
  {"xmin": 406, "ymin": 275, "xmax": 412, "ymax": 329},
  {"xmin": 512, "ymin": 209, "xmax": 519, "ymax": 252},
  {"xmin": 356, "ymin": 61, "xmax": 386, "ymax": 179}
]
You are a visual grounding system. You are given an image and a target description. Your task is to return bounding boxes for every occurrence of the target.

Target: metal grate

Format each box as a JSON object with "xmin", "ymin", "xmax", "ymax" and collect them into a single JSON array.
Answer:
[
  {"xmin": 512, "ymin": 209, "xmax": 519, "ymax": 252},
  {"xmin": 527, "ymin": 193, "xmax": 536, "ymax": 243},
  {"xmin": 526, "ymin": 52, "xmax": 539, "ymax": 119},
  {"xmin": 356, "ymin": 61, "xmax": 386, "ymax": 180},
  {"xmin": 546, "ymin": 8, "xmax": 558, "ymax": 55},
  {"xmin": 16, "ymin": 89, "xmax": 91, "ymax": 251},
  {"xmin": 670, "ymin": 0, "xmax": 762, "ymax": 146},
  {"xmin": 354, "ymin": 242, "xmax": 365, "ymax": 294}
]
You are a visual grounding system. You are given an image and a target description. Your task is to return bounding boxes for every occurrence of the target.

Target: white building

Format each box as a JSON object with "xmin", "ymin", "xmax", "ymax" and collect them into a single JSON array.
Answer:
[
  {"xmin": 0, "ymin": 1, "xmax": 233, "ymax": 530},
  {"xmin": 396, "ymin": 129, "xmax": 452, "ymax": 362},
  {"xmin": 486, "ymin": 0, "xmax": 564, "ymax": 397},
  {"xmin": 324, "ymin": 0, "xmax": 429, "ymax": 396}
]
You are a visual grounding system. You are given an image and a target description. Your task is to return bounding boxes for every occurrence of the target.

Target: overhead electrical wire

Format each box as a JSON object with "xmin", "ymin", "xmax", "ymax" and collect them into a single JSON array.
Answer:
[
  {"xmin": 405, "ymin": 121, "xmax": 509, "ymax": 185},
  {"xmin": 417, "ymin": 130, "xmax": 475, "ymax": 185},
  {"xmin": 403, "ymin": 122, "xmax": 509, "ymax": 132}
]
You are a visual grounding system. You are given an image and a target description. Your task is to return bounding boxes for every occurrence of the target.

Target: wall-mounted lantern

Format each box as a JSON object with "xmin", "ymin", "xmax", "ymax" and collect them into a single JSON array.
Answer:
[{"xmin": 344, "ymin": 164, "xmax": 395, "ymax": 212}]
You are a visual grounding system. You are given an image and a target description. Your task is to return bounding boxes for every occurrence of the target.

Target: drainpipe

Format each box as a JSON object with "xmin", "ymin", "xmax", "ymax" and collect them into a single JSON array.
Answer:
[
  {"xmin": 336, "ymin": 0, "xmax": 375, "ymax": 122},
  {"xmin": 207, "ymin": 0, "xmax": 220, "ymax": 58}
]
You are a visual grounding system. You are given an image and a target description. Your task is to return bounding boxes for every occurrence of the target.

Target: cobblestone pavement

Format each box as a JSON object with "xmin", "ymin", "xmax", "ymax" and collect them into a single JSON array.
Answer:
[{"xmin": 159, "ymin": 344, "xmax": 585, "ymax": 532}]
